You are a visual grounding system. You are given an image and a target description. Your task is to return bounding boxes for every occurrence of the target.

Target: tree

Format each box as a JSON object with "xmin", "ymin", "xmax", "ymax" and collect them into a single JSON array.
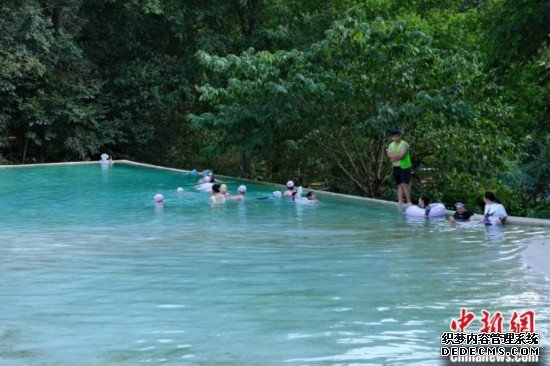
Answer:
[
  {"xmin": 192, "ymin": 15, "xmax": 513, "ymax": 199},
  {"xmin": 0, "ymin": 0, "xmax": 108, "ymax": 163}
]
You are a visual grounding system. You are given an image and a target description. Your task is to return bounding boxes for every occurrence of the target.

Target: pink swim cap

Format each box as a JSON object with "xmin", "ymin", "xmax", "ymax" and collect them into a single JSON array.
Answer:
[{"xmin": 154, "ymin": 193, "xmax": 164, "ymax": 203}]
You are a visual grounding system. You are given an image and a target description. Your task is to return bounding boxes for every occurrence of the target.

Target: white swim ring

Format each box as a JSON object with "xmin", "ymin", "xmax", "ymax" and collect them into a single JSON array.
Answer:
[{"xmin": 406, "ymin": 203, "xmax": 446, "ymax": 218}]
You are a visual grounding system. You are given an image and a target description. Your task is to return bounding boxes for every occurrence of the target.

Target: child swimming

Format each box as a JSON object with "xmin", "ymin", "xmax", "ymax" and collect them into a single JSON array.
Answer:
[
  {"xmin": 209, "ymin": 183, "xmax": 226, "ymax": 204},
  {"xmin": 228, "ymin": 185, "xmax": 246, "ymax": 201},
  {"xmin": 306, "ymin": 191, "xmax": 320, "ymax": 203}
]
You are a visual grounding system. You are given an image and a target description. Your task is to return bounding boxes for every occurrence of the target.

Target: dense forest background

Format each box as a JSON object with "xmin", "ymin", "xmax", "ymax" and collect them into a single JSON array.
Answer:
[{"xmin": 1, "ymin": 0, "xmax": 548, "ymax": 217}]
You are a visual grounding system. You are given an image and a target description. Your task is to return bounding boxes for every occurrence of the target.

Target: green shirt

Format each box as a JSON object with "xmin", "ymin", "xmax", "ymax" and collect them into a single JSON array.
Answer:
[{"xmin": 388, "ymin": 140, "xmax": 411, "ymax": 169}]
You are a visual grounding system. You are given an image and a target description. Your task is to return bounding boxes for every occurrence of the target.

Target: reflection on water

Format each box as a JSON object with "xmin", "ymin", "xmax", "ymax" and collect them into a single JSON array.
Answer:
[{"xmin": 0, "ymin": 164, "xmax": 548, "ymax": 365}]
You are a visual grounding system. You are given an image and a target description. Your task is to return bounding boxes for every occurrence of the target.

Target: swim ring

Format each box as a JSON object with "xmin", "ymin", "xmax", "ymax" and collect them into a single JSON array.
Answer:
[{"xmin": 406, "ymin": 203, "xmax": 446, "ymax": 218}]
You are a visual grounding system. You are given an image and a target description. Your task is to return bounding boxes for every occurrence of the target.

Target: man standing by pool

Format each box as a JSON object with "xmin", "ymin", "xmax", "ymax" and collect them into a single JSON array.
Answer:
[{"xmin": 386, "ymin": 130, "xmax": 412, "ymax": 205}]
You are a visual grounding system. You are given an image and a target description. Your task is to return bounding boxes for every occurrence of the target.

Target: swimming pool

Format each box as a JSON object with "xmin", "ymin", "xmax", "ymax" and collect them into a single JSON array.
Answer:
[{"xmin": 0, "ymin": 163, "xmax": 548, "ymax": 365}]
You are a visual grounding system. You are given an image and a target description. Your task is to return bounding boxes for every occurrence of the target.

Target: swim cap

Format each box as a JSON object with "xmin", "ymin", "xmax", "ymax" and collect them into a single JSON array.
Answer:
[
  {"xmin": 204, "ymin": 175, "xmax": 212, "ymax": 183},
  {"xmin": 176, "ymin": 187, "xmax": 184, "ymax": 195},
  {"xmin": 286, "ymin": 180, "xmax": 295, "ymax": 188},
  {"xmin": 272, "ymin": 191, "xmax": 282, "ymax": 198},
  {"xmin": 238, "ymin": 185, "xmax": 247, "ymax": 193},
  {"xmin": 154, "ymin": 193, "xmax": 164, "ymax": 203},
  {"xmin": 189, "ymin": 169, "xmax": 197, "ymax": 175},
  {"xmin": 220, "ymin": 184, "xmax": 227, "ymax": 191}
]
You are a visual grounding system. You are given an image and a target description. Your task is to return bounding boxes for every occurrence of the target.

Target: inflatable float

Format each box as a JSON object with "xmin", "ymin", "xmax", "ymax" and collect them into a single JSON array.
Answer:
[{"xmin": 406, "ymin": 203, "xmax": 446, "ymax": 218}]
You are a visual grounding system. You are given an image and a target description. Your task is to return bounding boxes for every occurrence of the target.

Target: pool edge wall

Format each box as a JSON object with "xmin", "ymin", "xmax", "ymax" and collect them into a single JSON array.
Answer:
[{"xmin": 1, "ymin": 159, "xmax": 549, "ymax": 227}]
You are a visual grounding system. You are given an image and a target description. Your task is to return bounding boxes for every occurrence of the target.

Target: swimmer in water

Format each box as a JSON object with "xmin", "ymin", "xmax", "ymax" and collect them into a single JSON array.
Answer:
[
  {"xmin": 228, "ymin": 185, "xmax": 246, "ymax": 201},
  {"xmin": 209, "ymin": 172, "xmax": 225, "ymax": 184},
  {"xmin": 481, "ymin": 191, "xmax": 508, "ymax": 225},
  {"xmin": 306, "ymin": 191, "xmax": 320, "ymax": 203},
  {"xmin": 154, "ymin": 193, "xmax": 164, "ymax": 207},
  {"xmin": 417, "ymin": 196, "xmax": 430, "ymax": 217},
  {"xmin": 449, "ymin": 201, "xmax": 475, "ymax": 225},
  {"xmin": 194, "ymin": 175, "xmax": 212, "ymax": 189},
  {"xmin": 209, "ymin": 183, "xmax": 226, "ymax": 204},
  {"xmin": 284, "ymin": 181, "xmax": 296, "ymax": 197},
  {"xmin": 220, "ymin": 184, "xmax": 229, "ymax": 195}
]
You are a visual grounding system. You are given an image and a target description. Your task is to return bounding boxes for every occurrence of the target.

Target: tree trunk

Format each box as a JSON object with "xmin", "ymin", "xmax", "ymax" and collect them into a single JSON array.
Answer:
[
  {"xmin": 241, "ymin": 150, "xmax": 250, "ymax": 178},
  {"xmin": 22, "ymin": 137, "xmax": 28, "ymax": 164}
]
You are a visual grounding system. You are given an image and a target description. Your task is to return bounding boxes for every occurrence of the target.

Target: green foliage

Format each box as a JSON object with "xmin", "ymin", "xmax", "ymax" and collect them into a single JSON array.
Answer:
[
  {"xmin": 0, "ymin": 0, "xmax": 110, "ymax": 162},
  {"xmin": 482, "ymin": 0, "xmax": 550, "ymax": 68},
  {"xmin": 192, "ymin": 16, "xmax": 514, "ymax": 201}
]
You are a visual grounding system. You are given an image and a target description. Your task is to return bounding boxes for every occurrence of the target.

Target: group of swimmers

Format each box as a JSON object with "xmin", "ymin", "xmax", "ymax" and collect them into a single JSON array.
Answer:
[
  {"xmin": 153, "ymin": 171, "xmax": 320, "ymax": 206},
  {"xmin": 148, "ymin": 166, "xmax": 506, "ymax": 225},
  {"xmin": 410, "ymin": 191, "xmax": 508, "ymax": 226}
]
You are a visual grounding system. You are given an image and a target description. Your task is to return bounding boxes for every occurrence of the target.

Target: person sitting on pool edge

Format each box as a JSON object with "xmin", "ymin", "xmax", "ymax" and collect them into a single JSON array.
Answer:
[
  {"xmin": 449, "ymin": 200, "xmax": 475, "ymax": 225},
  {"xmin": 228, "ymin": 185, "xmax": 247, "ymax": 201},
  {"xmin": 284, "ymin": 181, "xmax": 296, "ymax": 197},
  {"xmin": 209, "ymin": 183, "xmax": 226, "ymax": 204},
  {"xmin": 482, "ymin": 191, "xmax": 508, "ymax": 225}
]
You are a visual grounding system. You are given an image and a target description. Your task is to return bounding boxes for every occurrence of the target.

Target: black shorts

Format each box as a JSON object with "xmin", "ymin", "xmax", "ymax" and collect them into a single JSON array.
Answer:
[{"xmin": 393, "ymin": 167, "xmax": 411, "ymax": 185}]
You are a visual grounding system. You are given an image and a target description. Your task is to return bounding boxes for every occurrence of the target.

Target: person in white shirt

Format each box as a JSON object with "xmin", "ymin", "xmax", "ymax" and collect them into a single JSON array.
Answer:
[{"xmin": 482, "ymin": 191, "xmax": 508, "ymax": 225}]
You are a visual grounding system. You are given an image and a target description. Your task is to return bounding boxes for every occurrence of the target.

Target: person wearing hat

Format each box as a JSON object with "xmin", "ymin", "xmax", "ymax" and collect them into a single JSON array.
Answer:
[
  {"xmin": 283, "ymin": 180, "xmax": 296, "ymax": 197},
  {"xmin": 386, "ymin": 130, "xmax": 412, "ymax": 205},
  {"xmin": 449, "ymin": 201, "xmax": 475, "ymax": 225},
  {"xmin": 229, "ymin": 185, "xmax": 247, "ymax": 201}
]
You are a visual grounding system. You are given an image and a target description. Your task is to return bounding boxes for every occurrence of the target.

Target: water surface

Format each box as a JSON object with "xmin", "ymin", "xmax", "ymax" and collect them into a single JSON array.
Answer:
[{"xmin": 0, "ymin": 164, "xmax": 548, "ymax": 365}]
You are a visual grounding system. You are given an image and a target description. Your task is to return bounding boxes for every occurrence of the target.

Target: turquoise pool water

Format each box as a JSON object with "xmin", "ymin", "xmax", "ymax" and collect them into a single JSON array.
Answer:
[{"xmin": 0, "ymin": 163, "xmax": 548, "ymax": 365}]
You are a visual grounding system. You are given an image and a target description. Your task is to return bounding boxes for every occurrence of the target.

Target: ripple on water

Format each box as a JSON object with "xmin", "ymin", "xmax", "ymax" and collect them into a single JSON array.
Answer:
[{"xmin": 156, "ymin": 304, "xmax": 185, "ymax": 309}]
